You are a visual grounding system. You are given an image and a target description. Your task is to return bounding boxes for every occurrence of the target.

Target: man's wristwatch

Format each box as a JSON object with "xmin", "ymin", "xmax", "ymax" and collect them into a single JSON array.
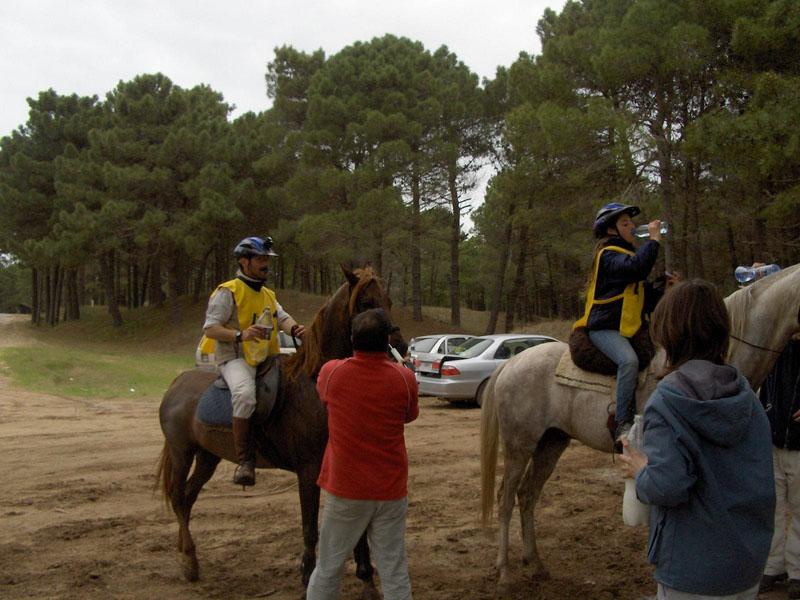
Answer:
[{"xmin": 235, "ymin": 330, "xmax": 242, "ymax": 343}]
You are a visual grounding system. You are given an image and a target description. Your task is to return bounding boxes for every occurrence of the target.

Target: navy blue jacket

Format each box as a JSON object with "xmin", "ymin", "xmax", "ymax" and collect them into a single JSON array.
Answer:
[
  {"xmin": 636, "ymin": 360, "xmax": 774, "ymax": 595},
  {"xmin": 586, "ymin": 237, "xmax": 661, "ymax": 332},
  {"xmin": 760, "ymin": 337, "xmax": 800, "ymax": 450}
]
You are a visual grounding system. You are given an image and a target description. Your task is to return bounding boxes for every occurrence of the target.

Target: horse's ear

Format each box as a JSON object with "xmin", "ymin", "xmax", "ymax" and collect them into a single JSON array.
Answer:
[{"xmin": 340, "ymin": 264, "xmax": 359, "ymax": 288}]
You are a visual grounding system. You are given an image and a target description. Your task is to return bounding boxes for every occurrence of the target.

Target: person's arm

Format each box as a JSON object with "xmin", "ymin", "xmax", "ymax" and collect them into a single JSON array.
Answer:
[
  {"xmin": 404, "ymin": 370, "xmax": 419, "ymax": 424},
  {"xmin": 275, "ymin": 300, "xmax": 306, "ymax": 338},
  {"xmin": 632, "ymin": 410, "xmax": 696, "ymax": 507},
  {"xmin": 203, "ymin": 289, "xmax": 269, "ymax": 342},
  {"xmin": 601, "ymin": 241, "xmax": 660, "ymax": 283}
]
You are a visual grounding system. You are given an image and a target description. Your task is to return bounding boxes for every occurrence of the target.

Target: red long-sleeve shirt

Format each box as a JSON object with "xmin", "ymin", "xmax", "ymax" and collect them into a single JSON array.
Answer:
[{"xmin": 316, "ymin": 351, "xmax": 419, "ymax": 500}]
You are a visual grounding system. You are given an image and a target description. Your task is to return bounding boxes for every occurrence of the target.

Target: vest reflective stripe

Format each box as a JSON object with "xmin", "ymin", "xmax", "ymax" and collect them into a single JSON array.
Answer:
[
  {"xmin": 573, "ymin": 245, "xmax": 645, "ymax": 338},
  {"xmin": 199, "ymin": 279, "xmax": 280, "ymax": 366}
]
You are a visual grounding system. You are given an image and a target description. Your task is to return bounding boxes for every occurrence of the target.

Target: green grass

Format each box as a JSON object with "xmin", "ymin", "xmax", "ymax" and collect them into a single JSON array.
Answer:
[
  {"xmin": 1, "ymin": 289, "xmax": 571, "ymax": 400},
  {"xmin": 0, "ymin": 345, "xmax": 192, "ymax": 399}
]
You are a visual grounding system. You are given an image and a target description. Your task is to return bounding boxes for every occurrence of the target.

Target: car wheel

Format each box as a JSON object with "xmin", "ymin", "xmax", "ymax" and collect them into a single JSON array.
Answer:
[{"xmin": 475, "ymin": 379, "xmax": 489, "ymax": 408}]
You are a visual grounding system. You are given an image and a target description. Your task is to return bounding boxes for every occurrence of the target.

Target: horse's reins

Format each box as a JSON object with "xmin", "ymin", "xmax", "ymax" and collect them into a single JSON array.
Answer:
[{"xmin": 729, "ymin": 333, "xmax": 783, "ymax": 355}]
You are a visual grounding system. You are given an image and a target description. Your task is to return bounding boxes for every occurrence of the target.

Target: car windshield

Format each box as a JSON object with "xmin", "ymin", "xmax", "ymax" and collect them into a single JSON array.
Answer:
[
  {"xmin": 411, "ymin": 337, "xmax": 438, "ymax": 353},
  {"xmin": 451, "ymin": 338, "xmax": 493, "ymax": 358}
]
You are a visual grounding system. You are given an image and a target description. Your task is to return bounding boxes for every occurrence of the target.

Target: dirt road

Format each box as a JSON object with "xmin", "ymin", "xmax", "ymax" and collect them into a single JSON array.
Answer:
[{"xmin": 0, "ymin": 315, "xmax": 772, "ymax": 599}]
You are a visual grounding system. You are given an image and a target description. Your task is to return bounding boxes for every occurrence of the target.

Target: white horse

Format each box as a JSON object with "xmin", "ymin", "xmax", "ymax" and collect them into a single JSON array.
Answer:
[{"xmin": 480, "ymin": 264, "xmax": 800, "ymax": 593}]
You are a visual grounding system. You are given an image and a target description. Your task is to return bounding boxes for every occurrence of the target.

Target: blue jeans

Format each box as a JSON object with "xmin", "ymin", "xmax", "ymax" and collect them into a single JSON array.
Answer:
[{"xmin": 588, "ymin": 329, "xmax": 638, "ymax": 422}]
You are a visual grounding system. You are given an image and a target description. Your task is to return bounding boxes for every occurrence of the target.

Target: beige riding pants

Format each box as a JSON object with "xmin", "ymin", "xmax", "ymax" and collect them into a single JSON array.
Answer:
[
  {"xmin": 766, "ymin": 446, "xmax": 800, "ymax": 579},
  {"xmin": 218, "ymin": 358, "xmax": 257, "ymax": 419}
]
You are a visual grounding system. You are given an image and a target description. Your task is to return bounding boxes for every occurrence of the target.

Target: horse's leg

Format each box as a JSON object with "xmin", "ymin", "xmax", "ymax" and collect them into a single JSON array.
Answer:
[
  {"xmin": 353, "ymin": 532, "xmax": 379, "ymax": 600},
  {"xmin": 297, "ymin": 466, "xmax": 321, "ymax": 588},
  {"xmin": 176, "ymin": 448, "xmax": 221, "ymax": 581},
  {"xmin": 496, "ymin": 447, "xmax": 532, "ymax": 594},
  {"xmin": 517, "ymin": 429, "xmax": 571, "ymax": 578},
  {"xmin": 165, "ymin": 446, "xmax": 200, "ymax": 581}
]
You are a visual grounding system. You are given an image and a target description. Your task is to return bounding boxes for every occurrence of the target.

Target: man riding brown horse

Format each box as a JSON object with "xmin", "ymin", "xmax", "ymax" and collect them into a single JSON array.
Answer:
[{"xmin": 199, "ymin": 236, "xmax": 306, "ymax": 487}]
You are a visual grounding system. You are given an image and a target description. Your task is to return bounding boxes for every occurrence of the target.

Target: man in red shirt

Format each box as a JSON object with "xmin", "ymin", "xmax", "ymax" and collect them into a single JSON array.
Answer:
[{"xmin": 306, "ymin": 308, "xmax": 419, "ymax": 600}]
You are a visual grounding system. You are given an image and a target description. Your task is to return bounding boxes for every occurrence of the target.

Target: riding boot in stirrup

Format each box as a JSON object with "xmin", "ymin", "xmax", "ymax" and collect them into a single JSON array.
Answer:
[{"xmin": 232, "ymin": 416, "xmax": 256, "ymax": 487}]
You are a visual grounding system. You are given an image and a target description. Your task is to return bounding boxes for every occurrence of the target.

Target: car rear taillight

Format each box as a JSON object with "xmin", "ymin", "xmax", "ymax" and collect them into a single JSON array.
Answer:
[
  {"xmin": 439, "ymin": 364, "xmax": 461, "ymax": 376},
  {"xmin": 413, "ymin": 359, "xmax": 422, "ymax": 367}
]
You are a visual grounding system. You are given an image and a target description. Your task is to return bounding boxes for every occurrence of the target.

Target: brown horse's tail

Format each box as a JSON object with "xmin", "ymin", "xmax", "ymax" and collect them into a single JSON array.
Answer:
[
  {"xmin": 154, "ymin": 441, "xmax": 173, "ymax": 508},
  {"xmin": 480, "ymin": 361, "xmax": 506, "ymax": 532}
]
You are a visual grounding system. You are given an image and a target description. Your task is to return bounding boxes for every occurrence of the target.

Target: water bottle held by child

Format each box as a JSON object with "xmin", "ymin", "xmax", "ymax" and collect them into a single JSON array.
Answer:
[
  {"xmin": 734, "ymin": 263, "xmax": 781, "ymax": 284},
  {"xmin": 633, "ymin": 222, "xmax": 669, "ymax": 238},
  {"xmin": 622, "ymin": 414, "xmax": 650, "ymax": 526}
]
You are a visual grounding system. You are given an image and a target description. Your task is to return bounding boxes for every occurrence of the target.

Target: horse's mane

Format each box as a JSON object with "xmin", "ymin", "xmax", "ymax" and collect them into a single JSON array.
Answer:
[
  {"xmin": 283, "ymin": 267, "xmax": 380, "ymax": 382},
  {"xmin": 725, "ymin": 264, "xmax": 800, "ymax": 359}
]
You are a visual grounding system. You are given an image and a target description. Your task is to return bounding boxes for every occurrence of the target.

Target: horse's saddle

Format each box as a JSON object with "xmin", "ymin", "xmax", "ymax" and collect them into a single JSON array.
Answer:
[
  {"xmin": 196, "ymin": 355, "xmax": 284, "ymax": 428},
  {"xmin": 568, "ymin": 325, "xmax": 655, "ymax": 375},
  {"xmin": 555, "ymin": 348, "xmax": 649, "ymax": 395}
]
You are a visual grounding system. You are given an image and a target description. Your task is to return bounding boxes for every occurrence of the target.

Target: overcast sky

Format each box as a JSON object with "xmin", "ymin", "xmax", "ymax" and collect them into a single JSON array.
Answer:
[{"xmin": 2, "ymin": 0, "xmax": 567, "ymax": 136}]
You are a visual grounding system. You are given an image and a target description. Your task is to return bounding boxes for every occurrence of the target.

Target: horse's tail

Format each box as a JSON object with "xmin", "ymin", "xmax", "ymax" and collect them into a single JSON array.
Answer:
[
  {"xmin": 154, "ymin": 441, "xmax": 173, "ymax": 508},
  {"xmin": 480, "ymin": 361, "xmax": 506, "ymax": 531}
]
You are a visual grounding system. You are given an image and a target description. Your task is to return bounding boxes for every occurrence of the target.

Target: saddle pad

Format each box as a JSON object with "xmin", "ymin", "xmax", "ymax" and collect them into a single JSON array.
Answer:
[
  {"xmin": 197, "ymin": 383, "xmax": 234, "ymax": 427},
  {"xmin": 554, "ymin": 348, "xmax": 649, "ymax": 393}
]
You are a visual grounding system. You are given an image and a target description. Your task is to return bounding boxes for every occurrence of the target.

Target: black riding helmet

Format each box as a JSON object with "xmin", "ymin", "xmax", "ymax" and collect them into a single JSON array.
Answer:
[
  {"xmin": 593, "ymin": 203, "xmax": 641, "ymax": 238},
  {"xmin": 233, "ymin": 236, "xmax": 278, "ymax": 258}
]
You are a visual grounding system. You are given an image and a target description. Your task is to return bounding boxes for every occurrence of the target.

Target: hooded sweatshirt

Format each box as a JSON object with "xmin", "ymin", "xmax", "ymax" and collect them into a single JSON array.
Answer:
[{"xmin": 635, "ymin": 360, "xmax": 775, "ymax": 596}]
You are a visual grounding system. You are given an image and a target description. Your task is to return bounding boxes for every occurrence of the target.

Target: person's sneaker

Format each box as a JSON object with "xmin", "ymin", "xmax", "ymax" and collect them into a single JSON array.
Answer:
[
  {"xmin": 788, "ymin": 578, "xmax": 800, "ymax": 599},
  {"xmin": 759, "ymin": 572, "xmax": 787, "ymax": 593}
]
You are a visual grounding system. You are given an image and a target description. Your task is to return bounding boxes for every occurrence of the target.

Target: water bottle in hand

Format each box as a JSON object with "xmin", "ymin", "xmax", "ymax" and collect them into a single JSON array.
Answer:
[
  {"xmin": 633, "ymin": 222, "xmax": 669, "ymax": 238},
  {"xmin": 734, "ymin": 263, "xmax": 781, "ymax": 284},
  {"xmin": 622, "ymin": 415, "xmax": 650, "ymax": 526}
]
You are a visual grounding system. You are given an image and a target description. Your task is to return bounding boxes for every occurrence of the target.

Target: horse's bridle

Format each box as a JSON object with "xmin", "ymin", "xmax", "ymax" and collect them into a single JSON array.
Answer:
[{"xmin": 729, "ymin": 333, "xmax": 783, "ymax": 354}]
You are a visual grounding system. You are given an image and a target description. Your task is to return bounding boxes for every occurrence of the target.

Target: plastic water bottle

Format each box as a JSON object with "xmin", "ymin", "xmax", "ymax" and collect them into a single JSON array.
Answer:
[
  {"xmin": 622, "ymin": 414, "xmax": 650, "ymax": 526},
  {"xmin": 734, "ymin": 263, "xmax": 781, "ymax": 284},
  {"xmin": 633, "ymin": 222, "xmax": 669, "ymax": 238}
]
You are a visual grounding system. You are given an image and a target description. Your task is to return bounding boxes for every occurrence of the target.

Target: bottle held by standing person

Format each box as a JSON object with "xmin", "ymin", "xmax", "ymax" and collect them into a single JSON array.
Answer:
[
  {"xmin": 734, "ymin": 263, "xmax": 781, "ymax": 284},
  {"xmin": 633, "ymin": 222, "xmax": 669, "ymax": 238},
  {"xmin": 622, "ymin": 414, "xmax": 650, "ymax": 526}
]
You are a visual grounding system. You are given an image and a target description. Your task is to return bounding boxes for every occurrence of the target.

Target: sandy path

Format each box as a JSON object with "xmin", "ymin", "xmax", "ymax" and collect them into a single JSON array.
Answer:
[{"xmin": 0, "ymin": 315, "xmax": 778, "ymax": 599}]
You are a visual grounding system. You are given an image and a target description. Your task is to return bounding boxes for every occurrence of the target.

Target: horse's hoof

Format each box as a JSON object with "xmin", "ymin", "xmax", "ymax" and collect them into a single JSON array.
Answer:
[
  {"xmin": 496, "ymin": 581, "xmax": 515, "ymax": 595},
  {"xmin": 522, "ymin": 557, "xmax": 550, "ymax": 579},
  {"xmin": 181, "ymin": 559, "xmax": 199, "ymax": 582},
  {"xmin": 361, "ymin": 581, "xmax": 381, "ymax": 600}
]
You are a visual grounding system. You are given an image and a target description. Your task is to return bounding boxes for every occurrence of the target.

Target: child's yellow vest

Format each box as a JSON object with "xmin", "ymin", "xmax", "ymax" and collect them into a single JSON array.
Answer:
[{"xmin": 573, "ymin": 246, "xmax": 645, "ymax": 338}]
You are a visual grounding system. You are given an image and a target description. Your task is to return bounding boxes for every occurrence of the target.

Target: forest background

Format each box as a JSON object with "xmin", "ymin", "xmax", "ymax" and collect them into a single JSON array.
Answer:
[{"xmin": 1, "ymin": 0, "xmax": 799, "ymax": 333}]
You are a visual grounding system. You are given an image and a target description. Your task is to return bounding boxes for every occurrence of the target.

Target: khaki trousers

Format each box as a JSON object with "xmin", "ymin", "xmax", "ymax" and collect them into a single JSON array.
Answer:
[{"xmin": 766, "ymin": 446, "xmax": 800, "ymax": 579}]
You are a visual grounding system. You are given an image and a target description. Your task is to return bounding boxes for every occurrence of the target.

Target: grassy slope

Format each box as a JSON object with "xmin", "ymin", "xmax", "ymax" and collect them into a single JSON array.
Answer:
[{"xmin": 2, "ymin": 290, "xmax": 574, "ymax": 399}]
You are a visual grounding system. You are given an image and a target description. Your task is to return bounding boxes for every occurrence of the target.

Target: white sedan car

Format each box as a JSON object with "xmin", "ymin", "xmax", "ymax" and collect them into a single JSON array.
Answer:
[{"xmin": 415, "ymin": 333, "xmax": 559, "ymax": 406}]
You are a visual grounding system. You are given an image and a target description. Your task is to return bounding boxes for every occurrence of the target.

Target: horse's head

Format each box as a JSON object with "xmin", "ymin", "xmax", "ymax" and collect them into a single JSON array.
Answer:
[{"xmin": 342, "ymin": 265, "xmax": 408, "ymax": 357}]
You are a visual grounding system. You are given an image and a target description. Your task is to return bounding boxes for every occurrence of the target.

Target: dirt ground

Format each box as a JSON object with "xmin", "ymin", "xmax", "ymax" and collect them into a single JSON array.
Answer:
[{"xmin": 0, "ymin": 314, "xmax": 780, "ymax": 600}]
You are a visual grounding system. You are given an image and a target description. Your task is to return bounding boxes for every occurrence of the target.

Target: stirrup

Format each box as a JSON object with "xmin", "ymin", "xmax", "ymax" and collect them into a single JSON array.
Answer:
[{"xmin": 233, "ymin": 460, "xmax": 255, "ymax": 488}]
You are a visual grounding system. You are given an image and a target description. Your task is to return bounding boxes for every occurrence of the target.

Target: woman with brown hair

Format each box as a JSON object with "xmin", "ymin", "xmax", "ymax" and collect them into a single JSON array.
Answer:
[{"xmin": 620, "ymin": 280, "xmax": 774, "ymax": 599}]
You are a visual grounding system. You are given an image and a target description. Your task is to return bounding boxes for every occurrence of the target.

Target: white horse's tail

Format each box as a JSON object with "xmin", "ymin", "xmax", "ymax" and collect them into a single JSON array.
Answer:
[{"xmin": 480, "ymin": 362, "xmax": 507, "ymax": 531}]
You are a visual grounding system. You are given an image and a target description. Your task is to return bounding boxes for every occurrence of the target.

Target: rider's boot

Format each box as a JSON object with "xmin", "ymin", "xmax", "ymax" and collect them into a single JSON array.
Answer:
[{"xmin": 232, "ymin": 416, "xmax": 256, "ymax": 487}]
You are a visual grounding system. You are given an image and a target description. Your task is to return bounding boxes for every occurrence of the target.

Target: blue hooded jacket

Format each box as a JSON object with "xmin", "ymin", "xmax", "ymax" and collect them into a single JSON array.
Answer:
[{"xmin": 635, "ymin": 360, "xmax": 775, "ymax": 596}]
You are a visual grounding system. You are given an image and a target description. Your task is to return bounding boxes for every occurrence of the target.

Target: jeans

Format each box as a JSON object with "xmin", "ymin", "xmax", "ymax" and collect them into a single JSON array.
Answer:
[
  {"xmin": 306, "ymin": 494, "xmax": 412, "ymax": 600},
  {"xmin": 588, "ymin": 329, "xmax": 638, "ymax": 422},
  {"xmin": 766, "ymin": 446, "xmax": 800, "ymax": 579},
  {"xmin": 657, "ymin": 582, "xmax": 759, "ymax": 599}
]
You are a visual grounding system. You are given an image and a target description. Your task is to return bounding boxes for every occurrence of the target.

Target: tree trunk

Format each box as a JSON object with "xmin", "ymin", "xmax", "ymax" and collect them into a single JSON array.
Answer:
[
  {"xmin": 410, "ymin": 161, "xmax": 423, "ymax": 321},
  {"xmin": 485, "ymin": 219, "xmax": 513, "ymax": 335},
  {"xmin": 30, "ymin": 267, "xmax": 40, "ymax": 325},
  {"xmin": 149, "ymin": 252, "xmax": 165, "ymax": 307},
  {"xmin": 505, "ymin": 226, "xmax": 529, "ymax": 333},
  {"xmin": 99, "ymin": 252, "xmax": 123, "ymax": 327},
  {"xmin": 448, "ymin": 169, "xmax": 461, "ymax": 326}
]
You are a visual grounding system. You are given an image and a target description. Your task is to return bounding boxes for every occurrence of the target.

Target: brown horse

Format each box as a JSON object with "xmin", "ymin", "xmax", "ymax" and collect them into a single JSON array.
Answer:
[{"xmin": 155, "ymin": 266, "xmax": 407, "ymax": 597}]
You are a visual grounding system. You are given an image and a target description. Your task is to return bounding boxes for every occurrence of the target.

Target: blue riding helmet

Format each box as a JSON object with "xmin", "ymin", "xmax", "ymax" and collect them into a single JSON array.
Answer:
[
  {"xmin": 593, "ymin": 203, "xmax": 641, "ymax": 238},
  {"xmin": 233, "ymin": 236, "xmax": 278, "ymax": 258}
]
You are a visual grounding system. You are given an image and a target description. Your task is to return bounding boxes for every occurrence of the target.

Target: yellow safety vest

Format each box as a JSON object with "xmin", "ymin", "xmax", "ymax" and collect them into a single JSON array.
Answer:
[
  {"xmin": 198, "ymin": 278, "xmax": 280, "ymax": 366},
  {"xmin": 573, "ymin": 246, "xmax": 645, "ymax": 338}
]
